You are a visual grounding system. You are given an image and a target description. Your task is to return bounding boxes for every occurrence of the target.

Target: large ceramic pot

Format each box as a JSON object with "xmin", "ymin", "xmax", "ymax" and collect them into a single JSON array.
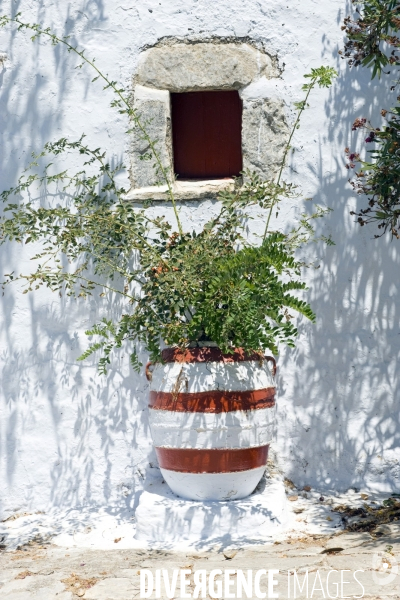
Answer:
[{"xmin": 146, "ymin": 347, "xmax": 276, "ymax": 501}]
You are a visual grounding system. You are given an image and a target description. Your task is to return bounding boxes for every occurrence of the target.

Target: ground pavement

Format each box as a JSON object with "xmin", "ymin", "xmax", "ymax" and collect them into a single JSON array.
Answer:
[{"xmin": 1, "ymin": 479, "xmax": 399, "ymax": 599}]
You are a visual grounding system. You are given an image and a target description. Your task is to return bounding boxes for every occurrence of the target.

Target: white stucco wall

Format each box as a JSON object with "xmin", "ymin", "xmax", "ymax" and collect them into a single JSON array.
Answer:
[{"xmin": 1, "ymin": 0, "xmax": 399, "ymax": 520}]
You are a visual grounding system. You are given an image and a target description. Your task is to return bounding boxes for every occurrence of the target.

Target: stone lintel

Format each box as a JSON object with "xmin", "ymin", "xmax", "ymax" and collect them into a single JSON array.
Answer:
[{"xmin": 136, "ymin": 42, "xmax": 277, "ymax": 92}]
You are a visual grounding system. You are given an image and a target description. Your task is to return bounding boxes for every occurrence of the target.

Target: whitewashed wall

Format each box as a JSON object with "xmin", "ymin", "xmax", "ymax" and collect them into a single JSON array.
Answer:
[{"xmin": 0, "ymin": 0, "xmax": 399, "ymax": 519}]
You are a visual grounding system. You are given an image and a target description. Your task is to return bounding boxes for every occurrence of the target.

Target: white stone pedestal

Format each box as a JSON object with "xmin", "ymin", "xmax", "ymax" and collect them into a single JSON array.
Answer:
[{"xmin": 135, "ymin": 472, "xmax": 288, "ymax": 547}]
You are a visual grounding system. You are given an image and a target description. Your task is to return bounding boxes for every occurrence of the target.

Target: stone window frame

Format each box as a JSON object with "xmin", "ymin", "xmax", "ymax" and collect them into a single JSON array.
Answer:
[{"xmin": 126, "ymin": 41, "xmax": 289, "ymax": 203}]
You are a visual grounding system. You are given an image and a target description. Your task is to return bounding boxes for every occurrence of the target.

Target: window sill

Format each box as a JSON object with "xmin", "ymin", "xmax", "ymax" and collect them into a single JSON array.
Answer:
[{"xmin": 124, "ymin": 179, "xmax": 235, "ymax": 203}]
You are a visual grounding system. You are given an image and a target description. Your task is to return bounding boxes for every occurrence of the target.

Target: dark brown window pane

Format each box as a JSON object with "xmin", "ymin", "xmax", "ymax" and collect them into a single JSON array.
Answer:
[{"xmin": 171, "ymin": 90, "xmax": 242, "ymax": 179}]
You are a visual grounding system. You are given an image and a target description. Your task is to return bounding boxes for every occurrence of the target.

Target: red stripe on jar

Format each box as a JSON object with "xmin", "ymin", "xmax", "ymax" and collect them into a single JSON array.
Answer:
[
  {"xmin": 149, "ymin": 388, "xmax": 275, "ymax": 413},
  {"xmin": 155, "ymin": 445, "xmax": 269, "ymax": 473}
]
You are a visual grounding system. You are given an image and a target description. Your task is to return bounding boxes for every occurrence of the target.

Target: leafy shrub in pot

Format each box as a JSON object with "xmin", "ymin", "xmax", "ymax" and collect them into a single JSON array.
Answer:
[{"xmin": 0, "ymin": 15, "xmax": 336, "ymax": 499}]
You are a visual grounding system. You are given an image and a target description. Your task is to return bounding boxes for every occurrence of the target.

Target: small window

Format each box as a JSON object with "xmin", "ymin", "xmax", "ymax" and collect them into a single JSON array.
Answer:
[{"xmin": 171, "ymin": 90, "xmax": 242, "ymax": 180}]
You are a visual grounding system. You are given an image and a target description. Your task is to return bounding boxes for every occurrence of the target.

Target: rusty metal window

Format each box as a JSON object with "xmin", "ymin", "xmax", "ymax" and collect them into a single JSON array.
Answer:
[{"xmin": 171, "ymin": 90, "xmax": 242, "ymax": 180}]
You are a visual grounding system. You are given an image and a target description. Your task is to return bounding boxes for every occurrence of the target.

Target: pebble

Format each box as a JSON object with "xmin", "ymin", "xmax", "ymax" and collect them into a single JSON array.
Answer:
[{"xmin": 223, "ymin": 550, "xmax": 238, "ymax": 560}]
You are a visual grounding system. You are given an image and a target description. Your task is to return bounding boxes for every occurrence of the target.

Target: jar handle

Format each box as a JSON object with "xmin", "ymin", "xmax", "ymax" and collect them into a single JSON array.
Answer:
[
  {"xmin": 264, "ymin": 355, "xmax": 277, "ymax": 378},
  {"xmin": 145, "ymin": 361, "xmax": 154, "ymax": 381}
]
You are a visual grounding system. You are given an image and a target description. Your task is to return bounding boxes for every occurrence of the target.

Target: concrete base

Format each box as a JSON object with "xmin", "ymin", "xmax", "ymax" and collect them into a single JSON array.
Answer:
[{"xmin": 135, "ymin": 472, "xmax": 288, "ymax": 547}]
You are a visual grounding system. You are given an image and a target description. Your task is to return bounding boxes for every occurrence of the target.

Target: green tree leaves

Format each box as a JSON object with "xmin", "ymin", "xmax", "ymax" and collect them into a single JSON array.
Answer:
[
  {"xmin": 0, "ymin": 15, "xmax": 335, "ymax": 372},
  {"xmin": 342, "ymin": 0, "xmax": 400, "ymax": 238},
  {"xmin": 341, "ymin": 0, "xmax": 400, "ymax": 79}
]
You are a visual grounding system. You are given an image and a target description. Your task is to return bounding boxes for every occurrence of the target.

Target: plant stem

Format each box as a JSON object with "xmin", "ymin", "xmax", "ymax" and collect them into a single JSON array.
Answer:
[
  {"xmin": 12, "ymin": 16, "xmax": 184, "ymax": 237},
  {"xmin": 74, "ymin": 275, "xmax": 139, "ymax": 301},
  {"xmin": 262, "ymin": 80, "xmax": 316, "ymax": 241}
]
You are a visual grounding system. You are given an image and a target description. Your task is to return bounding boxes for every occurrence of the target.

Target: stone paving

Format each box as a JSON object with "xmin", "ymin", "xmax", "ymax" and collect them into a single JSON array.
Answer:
[
  {"xmin": 1, "ymin": 478, "xmax": 400, "ymax": 599},
  {"xmin": 1, "ymin": 525, "xmax": 400, "ymax": 599}
]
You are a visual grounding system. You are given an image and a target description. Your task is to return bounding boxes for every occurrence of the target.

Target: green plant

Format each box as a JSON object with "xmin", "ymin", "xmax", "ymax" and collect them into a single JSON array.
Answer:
[
  {"xmin": 341, "ymin": 0, "xmax": 400, "ymax": 238},
  {"xmin": 263, "ymin": 66, "xmax": 338, "ymax": 238},
  {"xmin": 0, "ymin": 14, "xmax": 336, "ymax": 373}
]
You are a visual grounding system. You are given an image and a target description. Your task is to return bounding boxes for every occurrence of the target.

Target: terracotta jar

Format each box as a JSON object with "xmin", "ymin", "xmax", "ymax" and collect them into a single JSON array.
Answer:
[{"xmin": 146, "ymin": 347, "xmax": 276, "ymax": 501}]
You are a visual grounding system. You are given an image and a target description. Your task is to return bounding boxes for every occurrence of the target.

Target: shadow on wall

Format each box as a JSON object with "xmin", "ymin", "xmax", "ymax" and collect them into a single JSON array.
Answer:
[
  {"xmin": 0, "ymin": 1, "xmax": 157, "ymax": 519},
  {"xmin": 277, "ymin": 10, "xmax": 400, "ymax": 492},
  {"xmin": 1, "ymin": 0, "xmax": 400, "ymax": 522},
  {"xmin": 0, "ymin": 0, "xmax": 107, "ymax": 191},
  {"xmin": 0, "ymin": 264, "xmax": 155, "ymax": 516}
]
